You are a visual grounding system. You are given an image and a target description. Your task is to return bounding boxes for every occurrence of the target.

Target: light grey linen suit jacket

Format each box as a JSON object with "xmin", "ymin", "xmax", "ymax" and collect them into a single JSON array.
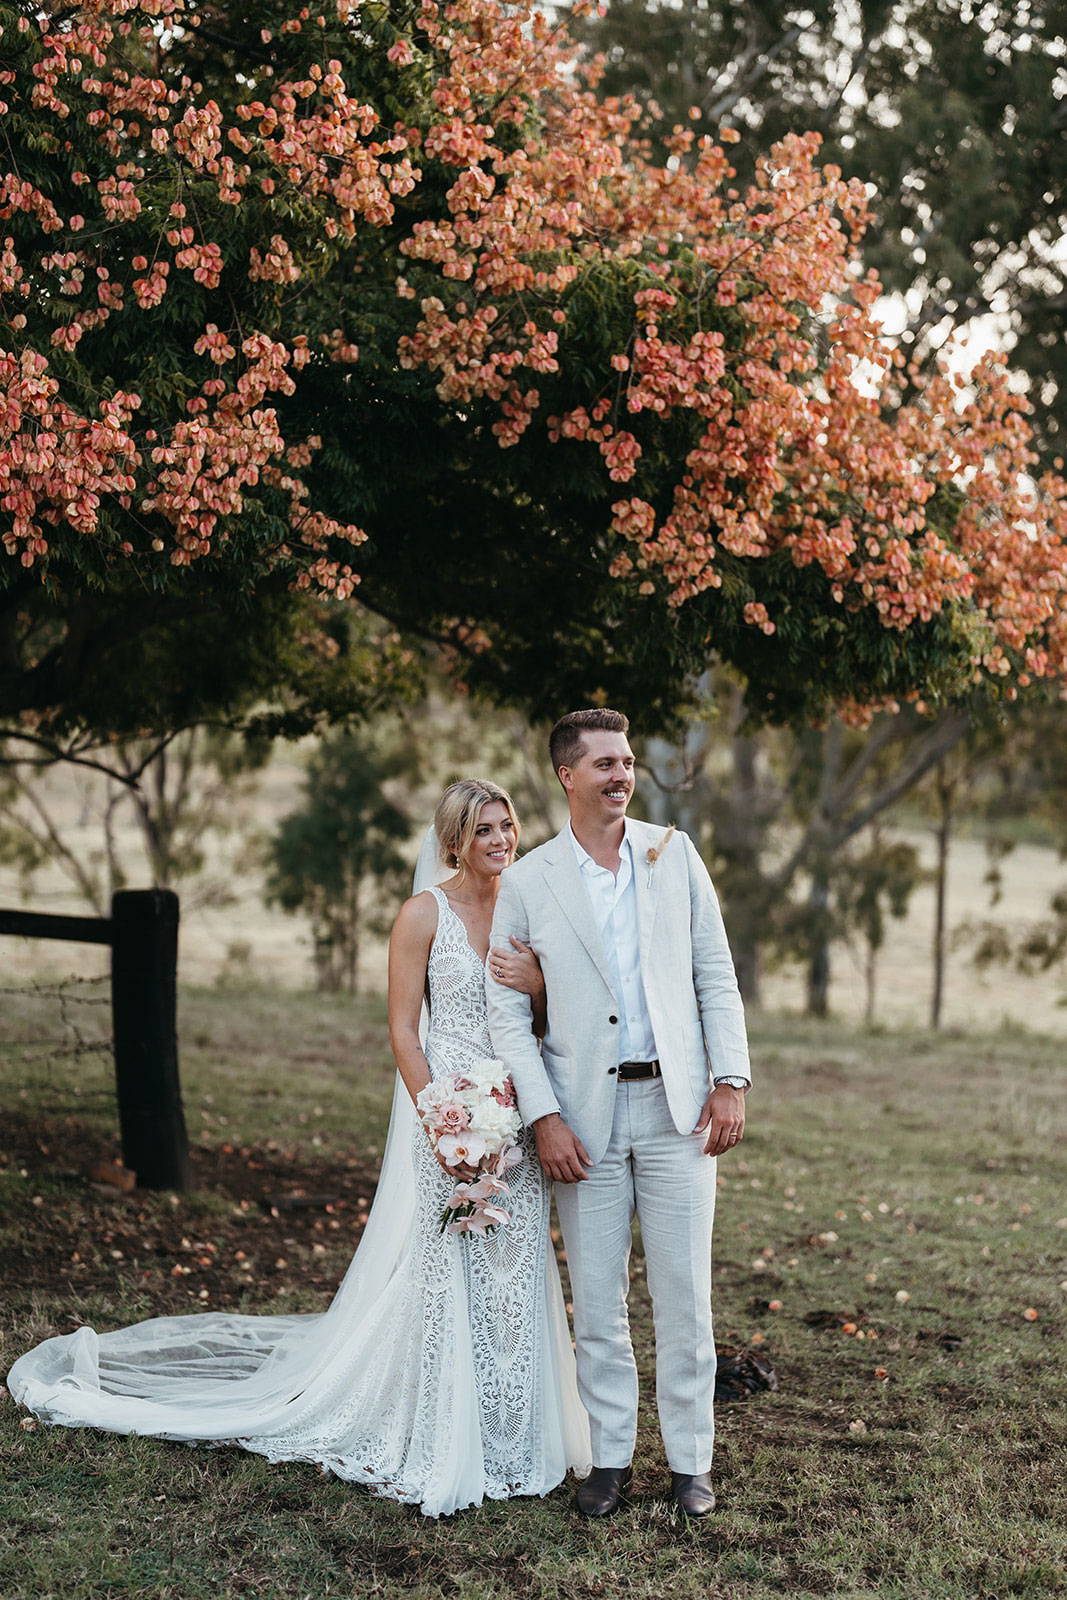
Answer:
[{"xmin": 487, "ymin": 820, "xmax": 751, "ymax": 1164}]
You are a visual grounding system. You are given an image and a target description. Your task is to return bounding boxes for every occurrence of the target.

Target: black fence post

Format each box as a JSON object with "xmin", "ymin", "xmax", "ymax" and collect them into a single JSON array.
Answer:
[{"xmin": 110, "ymin": 889, "xmax": 190, "ymax": 1190}]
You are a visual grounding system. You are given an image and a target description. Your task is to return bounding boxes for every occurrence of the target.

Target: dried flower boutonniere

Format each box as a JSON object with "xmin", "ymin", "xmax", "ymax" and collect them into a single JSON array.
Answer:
[{"xmin": 646, "ymin": 824, "xmax": 676, "ymax": 887}]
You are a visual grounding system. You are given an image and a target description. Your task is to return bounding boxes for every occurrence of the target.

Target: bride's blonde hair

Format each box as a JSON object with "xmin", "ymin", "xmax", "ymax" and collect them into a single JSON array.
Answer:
[{"xmin": 434, "ymin": 778, "xmax": 520, "ymax": 875}]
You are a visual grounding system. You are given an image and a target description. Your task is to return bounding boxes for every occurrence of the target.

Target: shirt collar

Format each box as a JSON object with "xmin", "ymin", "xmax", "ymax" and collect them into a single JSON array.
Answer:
[{"xmin": 567, "ymin": 819, "xmax": 635, "ymax": 873}]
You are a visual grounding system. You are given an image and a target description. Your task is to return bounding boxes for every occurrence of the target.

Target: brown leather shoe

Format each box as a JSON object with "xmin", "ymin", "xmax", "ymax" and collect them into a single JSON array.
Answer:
[
  {"xmin": 670, "ymin": 1471, "xmax": 716, "ymax": 1517},
  {"xmin": 575, "ymin": 1465, "xmax": 633, "ymax": 1517}
]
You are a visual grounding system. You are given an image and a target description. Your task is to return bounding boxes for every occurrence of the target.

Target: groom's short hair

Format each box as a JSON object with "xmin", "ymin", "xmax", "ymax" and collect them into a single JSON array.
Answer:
[{"xmin": 549, "ymin": 709, "xmax": 630, "ymax": 776}]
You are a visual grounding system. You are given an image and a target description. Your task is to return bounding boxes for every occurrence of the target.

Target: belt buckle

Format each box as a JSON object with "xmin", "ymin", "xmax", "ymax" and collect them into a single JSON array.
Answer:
[{"xmin": 620, "ymin": 1059, "xmax": 659, "ymax": 1080}]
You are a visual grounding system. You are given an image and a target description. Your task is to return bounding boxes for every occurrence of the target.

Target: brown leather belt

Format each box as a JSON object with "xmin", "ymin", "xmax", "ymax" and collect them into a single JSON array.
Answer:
[{"xmin": 617, "ymin": 1060, "xmax": 661, "ymax": 1080}]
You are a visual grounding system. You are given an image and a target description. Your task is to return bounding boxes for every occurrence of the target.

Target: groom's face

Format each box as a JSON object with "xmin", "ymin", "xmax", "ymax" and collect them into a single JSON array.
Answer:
[{"xmin": 559, "ymin": 731, "xmax": 636, "ymax": 823}]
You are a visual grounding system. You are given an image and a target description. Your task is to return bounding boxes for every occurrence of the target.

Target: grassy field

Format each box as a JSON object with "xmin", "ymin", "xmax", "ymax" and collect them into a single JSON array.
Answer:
[{"xmin": 1, "ymin": 988, "xmax": 1065, "ymax": 1600}]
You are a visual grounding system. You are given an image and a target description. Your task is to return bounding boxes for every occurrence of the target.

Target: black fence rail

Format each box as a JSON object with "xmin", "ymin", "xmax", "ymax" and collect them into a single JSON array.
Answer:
[{"xmin": 0, "ymin": 890, "xmax": 190, "ymax": 1190}]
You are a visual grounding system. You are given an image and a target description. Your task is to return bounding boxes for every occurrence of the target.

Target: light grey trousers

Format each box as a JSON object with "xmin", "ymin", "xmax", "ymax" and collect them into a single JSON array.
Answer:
[{"xmin": 554, "ymin": 1076, "xmax": 718, "ymax": 1473}]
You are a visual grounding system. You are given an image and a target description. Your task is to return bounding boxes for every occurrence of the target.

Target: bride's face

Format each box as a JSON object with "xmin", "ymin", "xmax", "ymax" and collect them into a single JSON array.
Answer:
[{"xmin": 461, "ymin": 800, "xmax": 517, "ymax": 880}]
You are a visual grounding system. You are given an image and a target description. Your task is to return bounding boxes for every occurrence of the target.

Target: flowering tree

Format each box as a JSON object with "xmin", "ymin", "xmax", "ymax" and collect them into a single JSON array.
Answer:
[
  {"xmin": 575, "ymin": 0, "xmax": 1067, "ymax": 469},
  {"xmin": 2, "ymin": 0, "xmax": 1066, "ymax": 748}
]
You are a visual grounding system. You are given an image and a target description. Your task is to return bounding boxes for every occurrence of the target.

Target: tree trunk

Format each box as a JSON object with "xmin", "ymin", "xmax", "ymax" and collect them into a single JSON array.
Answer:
[
  {"xmin": 724, "ymin": 727, "xmax": 768, "ymax": 1009},
  {"xmin": 345, "ymin": 874, "xmax": 360, "ymax": 995},
  {"xmin": 733, "ymin": 935, "xmax": 763, "ymax": 1009},
  {"xmin": 512, "ymin": 717, "xmax": 559, "ymax": 838},
  {"xmin": 642, "ymin": 727, "xmax": 711, "ymax": 838},
  {"xmin": 862, "ymin": 821, "xmax": 885, "ymax": 1027},
  {"xmin": 313, "ymin": 924, "xmax": 340, "ymax": 991},
  {"xmin": 806, "ymin": 862, "xmax": 832, "ymax": 1018},
  {"xmin": 864, "ymin": 938, "xmax": 877, "ymax": 1027},
  {"xmin": 804, "ymin": 721, "xmax": 843, "ymax": 1019},
  {"xmin": 930, "ymin": 762, "xmax": 955, "ymax": 1030}
]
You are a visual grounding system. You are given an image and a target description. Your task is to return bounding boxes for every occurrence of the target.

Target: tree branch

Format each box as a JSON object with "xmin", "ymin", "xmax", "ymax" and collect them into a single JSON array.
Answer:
[
  {"xmin": 836, "ymin": 710, "xmax": 969, "ymax": 845},
  {"xmin": 702, "ymin": 23, "xmax": 805, "ymax": 123},
  {"xmin": 769, "ymin": 708, "xmax": 970, "ymax": 895},
  {"xmin": 822, "ymin": 32, "xmax": 875, "ymax": 125},
  {"xmin": 0, "ymin": 728, "xmax": 184, "ymax": 788},
  {"xmin": 828, "ymin": 710, "xmax": 916, "ymax": 815},
  {"xmin": 1, "ymin": 777, "xmax": 107, "ymax": 915}
]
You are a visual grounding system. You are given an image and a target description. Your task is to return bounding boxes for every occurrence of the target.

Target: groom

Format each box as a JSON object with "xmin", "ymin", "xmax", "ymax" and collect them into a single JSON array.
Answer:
[{"xmin": 487, "ymin": 708, "xmax": 751, "ymax": 1518}]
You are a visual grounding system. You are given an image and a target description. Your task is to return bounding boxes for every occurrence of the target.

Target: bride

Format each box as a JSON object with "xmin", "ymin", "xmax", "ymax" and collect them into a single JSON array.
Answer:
[{"xmin": 7, "ymin": 778, "xmax": 591, "ymax": 1517}]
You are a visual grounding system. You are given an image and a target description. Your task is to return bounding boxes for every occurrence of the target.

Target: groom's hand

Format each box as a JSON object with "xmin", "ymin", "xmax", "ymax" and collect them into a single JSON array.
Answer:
[
  {"xmin": 696, "ymin": 1084, "xmax": 746, "ymax": 1156},
  {"xmin": 533, "ymin": 1113, "xmax": 592, "ymax": 1183}
]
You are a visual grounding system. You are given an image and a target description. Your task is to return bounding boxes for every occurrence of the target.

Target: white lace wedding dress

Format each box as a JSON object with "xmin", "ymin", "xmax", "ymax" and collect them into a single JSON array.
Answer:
[{"xmin": 7, "ymin": 884, "xmax": 590, "ymax": 1516}]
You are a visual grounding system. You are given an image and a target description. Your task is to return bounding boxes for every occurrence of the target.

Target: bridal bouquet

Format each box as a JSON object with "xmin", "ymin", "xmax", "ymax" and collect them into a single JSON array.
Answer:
[{"xmin": 416, "ymin": 1059, "xmax": 523, "ymax": 1236}]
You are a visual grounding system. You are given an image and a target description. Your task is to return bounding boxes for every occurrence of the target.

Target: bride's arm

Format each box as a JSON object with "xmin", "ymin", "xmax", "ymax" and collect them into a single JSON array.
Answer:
[
  {"xmin": 387, "ymin": 892, "xmax": 437, "ymax": 1109},
  {"xmin": 488, "ymin": 936, "xmax": 547, "ymax": 1039},
  {"xmin": 388, "ymin": 893, "xmax": 477, "ymax": 1178}
]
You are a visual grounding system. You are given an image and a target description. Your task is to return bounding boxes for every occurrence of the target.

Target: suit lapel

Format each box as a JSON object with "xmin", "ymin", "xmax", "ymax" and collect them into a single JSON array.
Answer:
[
  {"xmin": 541, "ymin": 828, "xmax": 617, "ymax": 998},
  {"xmin": 629, "ymin": 820, "xmax": 661, "ymax": 973}
]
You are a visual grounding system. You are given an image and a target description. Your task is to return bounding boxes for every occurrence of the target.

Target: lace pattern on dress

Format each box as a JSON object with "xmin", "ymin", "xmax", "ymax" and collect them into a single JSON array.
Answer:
[
  {"xmin": 422, "ymin": 886, "xmax": 548, "ymax": 1495},
  {"xmin": 237, "ymin": 886, "xmax": 552, "ymax": 1502}
]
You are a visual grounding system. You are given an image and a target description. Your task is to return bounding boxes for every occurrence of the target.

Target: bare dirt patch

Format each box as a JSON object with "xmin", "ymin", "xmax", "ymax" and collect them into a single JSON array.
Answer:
[{"xmin": 2, "ymin": 1110, "xmax": 381, "ymax": 1321}]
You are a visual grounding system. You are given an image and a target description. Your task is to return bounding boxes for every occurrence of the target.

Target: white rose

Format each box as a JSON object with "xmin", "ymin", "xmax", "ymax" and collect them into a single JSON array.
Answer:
[
  {"xmin": 466, "ymin": 1057, "xmax": 508, "ymax": 1093},
  {"xmin": 472, "ymin": 1099, "xmax": 521, "ymax": 1152}
]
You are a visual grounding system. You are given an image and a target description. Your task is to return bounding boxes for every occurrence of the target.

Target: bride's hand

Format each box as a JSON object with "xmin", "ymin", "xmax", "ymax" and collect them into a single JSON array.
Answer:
[
  {"xmin": 489, "ymin": 936, "xmax": 544, "ymax": 998},
  {"xmin": 428, "ymin": 1137, "xmax": 476, "ymax": 1181}
]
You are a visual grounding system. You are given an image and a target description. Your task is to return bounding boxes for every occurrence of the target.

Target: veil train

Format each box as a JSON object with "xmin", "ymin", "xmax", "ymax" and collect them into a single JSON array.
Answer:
[{"xmin": 7, "ymin": 830, "xmax": 438, "ymax": 1438}]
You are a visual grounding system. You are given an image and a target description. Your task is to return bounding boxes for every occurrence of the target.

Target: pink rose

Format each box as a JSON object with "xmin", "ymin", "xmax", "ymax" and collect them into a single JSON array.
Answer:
[
  {"xmin": 433, "ymin": 1101, "xmax": 470, "ymax": 1135},
  {"xmin": 491, "ymin": 1081, "xmax": 517, "ymax": 1108}
]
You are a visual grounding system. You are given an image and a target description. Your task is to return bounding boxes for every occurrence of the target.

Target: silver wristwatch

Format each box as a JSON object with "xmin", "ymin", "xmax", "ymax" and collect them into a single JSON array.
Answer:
[{"xmin": 713, "ymin": 1075, "xmax": 749, "ymax": 1089}]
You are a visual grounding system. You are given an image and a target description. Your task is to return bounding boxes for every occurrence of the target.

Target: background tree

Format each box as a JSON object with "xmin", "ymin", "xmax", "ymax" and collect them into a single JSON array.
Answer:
[
  {"xmin": 0, "ymin": 755, "xmax": 117, "ymax": 911},
  {"xmin": 812, "ymin": 823, "xmax": 924, "ymax": 1026},
  {"xmin": 950, "ymin": 694, "xmax": 1067, "ymax": 991},
  {"xmin": 638, "ymin": 681, "xmax": 972, "ymax": 1013},
  {"xmin": 3, "ymin": 0, "xmax": 1066, "ymax": 761},
  {"xmin": 264, "ymin": 733, "xmax": 413, "ymax": 993},
  {"xmin": 573, "ymin": 0, "xmax": 1067, "ymax": 464},
  {"xmin": 0, "ymin": 725, "xmax": 270, "ymax": 911}
]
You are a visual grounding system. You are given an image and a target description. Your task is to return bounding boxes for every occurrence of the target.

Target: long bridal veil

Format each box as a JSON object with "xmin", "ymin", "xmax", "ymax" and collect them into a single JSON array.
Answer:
[
  {"xmin": 7, "ymin": 825, "xmax": 589, "ymax": 1515},
  {"xmin": 6, "ymin": 828, "xmax": 443, "ymax": 1442}
]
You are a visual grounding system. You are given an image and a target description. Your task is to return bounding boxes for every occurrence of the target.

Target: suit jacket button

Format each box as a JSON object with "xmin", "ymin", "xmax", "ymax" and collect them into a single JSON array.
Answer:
[
  {"xmin": 609, "ymin": 1015, "xmax": 618, "ymax": 1024},
  {"xmin": 608, "ymin": 1067, "xmax": 617, "ymax": 1075}
]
